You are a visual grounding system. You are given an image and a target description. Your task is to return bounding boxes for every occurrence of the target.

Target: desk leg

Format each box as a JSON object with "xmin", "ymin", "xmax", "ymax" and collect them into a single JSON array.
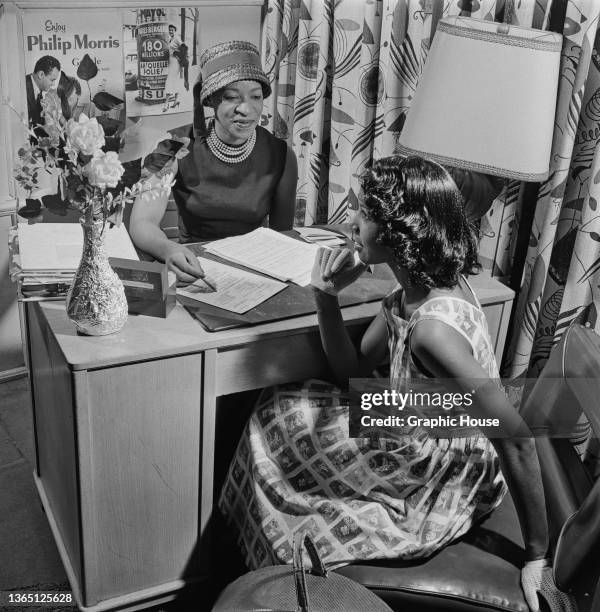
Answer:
[{"xmin": 200, "ymin": 348, "xmax": 218, "ymax": 566}]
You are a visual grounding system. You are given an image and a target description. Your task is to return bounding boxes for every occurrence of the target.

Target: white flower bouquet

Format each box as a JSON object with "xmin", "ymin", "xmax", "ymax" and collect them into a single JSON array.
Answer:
[{"xmin": 12, "ymin": 101, "xmax": 188, "ymax": 227}]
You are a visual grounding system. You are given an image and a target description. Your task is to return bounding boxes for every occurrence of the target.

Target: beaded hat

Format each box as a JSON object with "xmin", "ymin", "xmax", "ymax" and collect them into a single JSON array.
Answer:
[{"xmin": 197, "ymin": 41, "xmax": 271, "ymax": 106}]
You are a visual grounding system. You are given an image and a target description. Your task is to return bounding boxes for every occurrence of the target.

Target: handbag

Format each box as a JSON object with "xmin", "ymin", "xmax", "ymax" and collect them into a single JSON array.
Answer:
[{"xmin": 212, "ymin": 532, "xmax": 393, "ymax": 612}]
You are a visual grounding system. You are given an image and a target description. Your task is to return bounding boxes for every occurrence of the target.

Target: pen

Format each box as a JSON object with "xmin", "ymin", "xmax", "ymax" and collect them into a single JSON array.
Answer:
[{"xmin": 200, "ymin": 275, "xmax": 217, "ymax": 291}]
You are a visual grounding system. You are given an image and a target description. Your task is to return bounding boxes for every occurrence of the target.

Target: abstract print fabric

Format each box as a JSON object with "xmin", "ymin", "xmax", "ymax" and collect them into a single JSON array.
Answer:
[{"xmin": 219, "ymin": 289, "xmax": 507, "ymax": 570}]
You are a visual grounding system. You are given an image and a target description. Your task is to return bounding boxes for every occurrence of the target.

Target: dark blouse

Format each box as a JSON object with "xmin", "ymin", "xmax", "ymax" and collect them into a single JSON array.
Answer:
[{"xmin": 172, "ymin": 126, "xmax": 287, "ymax": 242}]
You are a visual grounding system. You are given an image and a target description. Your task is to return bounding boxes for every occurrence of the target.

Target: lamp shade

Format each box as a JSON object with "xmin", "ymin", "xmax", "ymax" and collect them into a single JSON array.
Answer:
[{"xmin": 396, "ymin": 17, "xmax": 562, "ymax": 181}]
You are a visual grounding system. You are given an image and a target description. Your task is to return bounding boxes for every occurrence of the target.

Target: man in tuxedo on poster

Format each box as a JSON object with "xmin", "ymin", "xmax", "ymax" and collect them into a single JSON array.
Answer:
[
  {"xmin": 25, "ymin": 55, "xmax": 61, "ymax": 131},
  {"xmin": 21, "ymin": 55, "xmax": 61, "ymax": 217}
]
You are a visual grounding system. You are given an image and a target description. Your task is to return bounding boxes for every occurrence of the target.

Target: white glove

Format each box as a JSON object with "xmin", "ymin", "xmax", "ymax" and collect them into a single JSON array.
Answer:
[
  {"xmin": 521, "ymin": 559, "xmax": 577, "ymax": 612},
  {"xmin": 310, "ymin": 247, "xmax": 367, "ymax": 295}
]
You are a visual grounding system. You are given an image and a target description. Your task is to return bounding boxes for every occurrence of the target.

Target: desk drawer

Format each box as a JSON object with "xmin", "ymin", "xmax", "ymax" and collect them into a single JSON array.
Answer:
[
  {"xmin": 212, "ymin": 301, "xmax": 512, "ymax": 396},
  {"xmin": 215, "ymin": 325, "xmax": 366, "ymax": 396}
]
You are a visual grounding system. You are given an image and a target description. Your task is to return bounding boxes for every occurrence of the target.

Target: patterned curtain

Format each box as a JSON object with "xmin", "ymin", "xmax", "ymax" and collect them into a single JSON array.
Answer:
[
  {"xmin": 261, "ymin": 0, "xmax": 550, "ymax": 227},
  {"xmin": 263, "ymin": 0, "xmax": 600, "ymax": 389},
  {"xmin": 504, "ymin": 0, "xmax": 600, "ymax": 379}
]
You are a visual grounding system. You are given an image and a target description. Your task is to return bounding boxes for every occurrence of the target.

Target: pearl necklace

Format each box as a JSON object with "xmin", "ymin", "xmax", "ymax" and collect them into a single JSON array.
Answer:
[{"xmin": 206, "ymin": 123, "xmax": 256, "ymax": 164}]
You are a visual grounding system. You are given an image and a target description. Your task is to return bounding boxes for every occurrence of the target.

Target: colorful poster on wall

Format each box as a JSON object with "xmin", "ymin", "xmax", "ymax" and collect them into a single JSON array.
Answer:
[
  {"xmin": 123, "ymin": 7, "xmax": 201, "ymax": 117},
  {"xmin": 22, "ymin": 11, "xmax": 125, "ymax": 136}
]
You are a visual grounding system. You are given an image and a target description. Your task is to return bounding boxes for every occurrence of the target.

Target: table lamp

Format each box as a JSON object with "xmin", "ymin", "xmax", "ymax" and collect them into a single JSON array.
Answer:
[{"xmin": 396, "ymin": 16, "xmax": 563, "ymax": 181}]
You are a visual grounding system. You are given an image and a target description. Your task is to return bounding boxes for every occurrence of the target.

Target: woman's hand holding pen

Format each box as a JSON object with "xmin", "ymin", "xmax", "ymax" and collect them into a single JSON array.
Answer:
[
  {"xmin": 164, "ymin": 243, "xmax": 209, "ymax": 285},
  {"xmin": 310, "ymin": 246, "xmax": 367, "ymax": 295}
]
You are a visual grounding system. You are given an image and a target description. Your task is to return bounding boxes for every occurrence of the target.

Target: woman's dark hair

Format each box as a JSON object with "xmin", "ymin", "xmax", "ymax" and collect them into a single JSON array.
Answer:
[
  {"xmin": 360, "ymin": 156, "xmax": 480, "ymax": 289},
  {"xmin": 56, "ymin": 73, "xmax": 81, "ymax": 120}
]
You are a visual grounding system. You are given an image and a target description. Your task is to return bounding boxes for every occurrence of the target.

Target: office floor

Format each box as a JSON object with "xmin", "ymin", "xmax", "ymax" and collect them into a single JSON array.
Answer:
[
  {"xmin": 0, "ymin": 375, "xmax": 75, "ymax": 610},
  {"xmin": 0, "ymin": 376, "xmax": 243, "ymax": 612}
]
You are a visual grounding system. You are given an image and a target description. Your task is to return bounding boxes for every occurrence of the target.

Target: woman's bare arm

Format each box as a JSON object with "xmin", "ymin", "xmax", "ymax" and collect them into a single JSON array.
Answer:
[
  {"xmin": 411, "ymin": 320, "xmax": 548, "ymax": 561},
  {"xmin": 129, "ymin": 171, "xmax": 205, "ymax": 282}
]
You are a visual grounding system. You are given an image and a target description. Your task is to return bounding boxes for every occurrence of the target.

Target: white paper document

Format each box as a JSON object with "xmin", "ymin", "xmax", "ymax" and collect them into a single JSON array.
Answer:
[
  {"xmin": 295, "ymin": 226, "xmax": 346, "ymax": 247},
  {"xmin": 204, "ymin": 228, "xmax": 320, "ymax": 286},
  {"xmin": 17, "ymin": 223, "xmax": 139, "ymax": 272},
  {"xmin": 177, "ymin": 257, "xmax": 287, "ymax": 314}
]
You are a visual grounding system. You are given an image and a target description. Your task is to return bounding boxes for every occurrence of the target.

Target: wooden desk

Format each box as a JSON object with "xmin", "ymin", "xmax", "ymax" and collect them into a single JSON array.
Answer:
[{"xmin": 24, "ymin": 274, "xmax": 514, "ymax": 612}]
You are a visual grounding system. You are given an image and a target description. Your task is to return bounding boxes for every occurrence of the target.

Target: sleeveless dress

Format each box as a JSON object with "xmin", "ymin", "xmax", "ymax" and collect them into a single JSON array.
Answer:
[
  {"xmin": 219, "ymin": 283, "xmax": 507, "ymax": 570},
  {"xmin": 171, "ymin": 125, "xmax": 287, "ymax": 242}
]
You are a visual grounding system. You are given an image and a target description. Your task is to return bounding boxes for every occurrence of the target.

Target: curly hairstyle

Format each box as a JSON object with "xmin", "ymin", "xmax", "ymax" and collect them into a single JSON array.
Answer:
[{"xmin": 360, "ymin": 156, "xmax": 480, "ymax": 289}]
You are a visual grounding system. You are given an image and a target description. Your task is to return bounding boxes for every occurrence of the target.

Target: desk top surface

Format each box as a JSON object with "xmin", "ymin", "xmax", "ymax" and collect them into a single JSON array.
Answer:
[{"xmin": 33, "ymin": 272, "xmax": 514, "ymax": 371}]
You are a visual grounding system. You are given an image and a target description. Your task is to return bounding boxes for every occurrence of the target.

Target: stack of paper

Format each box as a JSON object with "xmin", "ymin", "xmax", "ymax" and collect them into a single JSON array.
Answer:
[
  {"xmin": 204, "ymin": 228, "xmax": 320, "ymax": 286},
  {"xmin": 11, "ymin": 223, "xmax": 139, "ymax": 299},
  {"xmin": 295, "ymin": 226, "xmax": 346, "ymax": 248}
]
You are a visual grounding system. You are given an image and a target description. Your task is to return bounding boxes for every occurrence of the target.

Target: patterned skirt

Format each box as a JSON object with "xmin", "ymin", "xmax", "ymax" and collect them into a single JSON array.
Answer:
[{"xmin": 218, "ymin": 380, "xmax": 507, "ymax": 570}]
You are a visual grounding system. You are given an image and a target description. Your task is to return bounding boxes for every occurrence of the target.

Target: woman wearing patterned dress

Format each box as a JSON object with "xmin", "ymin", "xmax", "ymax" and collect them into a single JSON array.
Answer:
[{"xmin": 220, "ymin": 156, "xmax": 568, "ymax": 611}]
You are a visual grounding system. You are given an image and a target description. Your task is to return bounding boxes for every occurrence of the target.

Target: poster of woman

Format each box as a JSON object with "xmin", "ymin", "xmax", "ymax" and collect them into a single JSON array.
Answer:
[{"xmin": 123, "ymin": 7, "xmax": 201, "ymax": 117}]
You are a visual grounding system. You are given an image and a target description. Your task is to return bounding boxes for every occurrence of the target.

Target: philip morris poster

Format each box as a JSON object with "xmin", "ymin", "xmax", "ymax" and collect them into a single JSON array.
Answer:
[
  {"xmin": 22, "ymin": 12, "xmax": 125, "ymax": 130},
  {"xmin": 123, "ymin": 7, "xmax": 201, "ymax": 117}
]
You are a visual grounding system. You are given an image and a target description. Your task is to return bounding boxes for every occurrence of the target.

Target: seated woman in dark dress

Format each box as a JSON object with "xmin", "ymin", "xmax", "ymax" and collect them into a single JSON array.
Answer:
[{"xmin": 130, "ymin": 41, "xmax": 298, "ymax": 282}]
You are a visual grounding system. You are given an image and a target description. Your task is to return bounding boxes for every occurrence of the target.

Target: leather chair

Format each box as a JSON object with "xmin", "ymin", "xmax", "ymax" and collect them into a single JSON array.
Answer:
[
  {"xmin": 336, "ymin": 324, "xmax": 600, "ymax": 612},
  {"xmin": 524, "ymin": 324, "xmax": 600, "ymax": 611}
]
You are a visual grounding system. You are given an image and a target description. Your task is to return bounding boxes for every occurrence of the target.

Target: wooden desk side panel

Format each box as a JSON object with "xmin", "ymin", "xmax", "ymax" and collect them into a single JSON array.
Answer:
[
  {"xmin": 27, "ymin": 303, "xmax": 83, "ymax": 594},
  {"xmin": 215, "ymin": 331, "xmax": 328, "ymax": 396},
  {"xmin": 77, "ymin": 355, "xmax": 203, "ymax": 606},
  {"xmin": 481, "ymin": 302, "xmax": 512, "ymax": 366}
]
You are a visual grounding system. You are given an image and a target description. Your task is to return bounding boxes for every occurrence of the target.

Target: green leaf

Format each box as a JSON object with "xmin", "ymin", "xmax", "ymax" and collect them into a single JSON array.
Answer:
[
  {"xmin": 107, "ymin": 201, "xmax": 124, "ymax": 227},
  {"xmin": 93, "ymin": 93, "xmax": 124, "ymax": 113},
  {"xmin": 77, "ymin": 54, "xmax": 98, "ymax": 81}
]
